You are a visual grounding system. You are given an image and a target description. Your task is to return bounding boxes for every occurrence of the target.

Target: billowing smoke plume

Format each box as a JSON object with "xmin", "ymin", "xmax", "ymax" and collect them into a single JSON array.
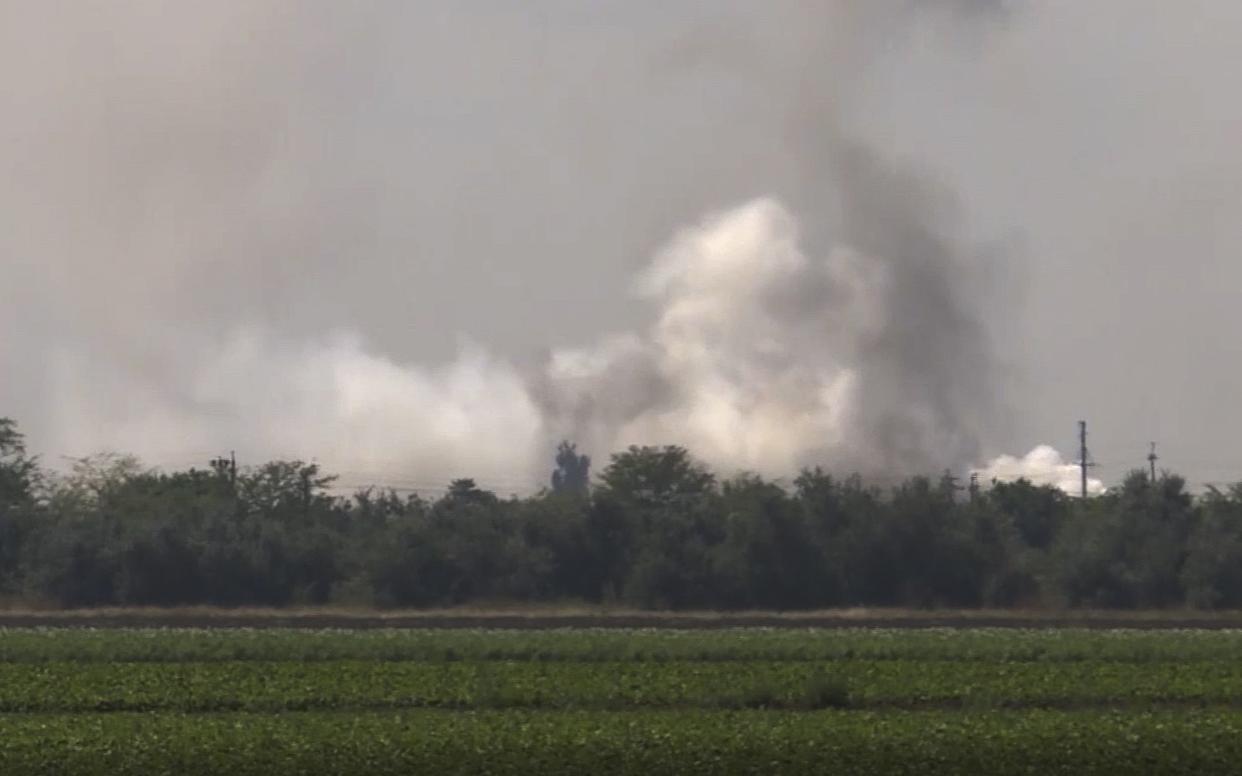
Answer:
[
  {"xmin": 0, "ymin": 2, "xmax": 1015, "ymax": 491},
  {"xmin": 539, "ymin": 181, "xmax": 995, "ymax": 480},
  {"xmin": 33, "ymin": 1, "xmax": 1242, "ymax": 492},
  {"xmin": 41, "ymin": 186, "xmax": 991, "ymax": 489}
]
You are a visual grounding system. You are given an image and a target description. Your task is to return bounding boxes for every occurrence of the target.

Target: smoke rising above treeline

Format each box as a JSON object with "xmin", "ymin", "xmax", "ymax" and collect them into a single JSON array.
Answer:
[
  {"xmin": 4, "ymin": 1, "xmax": 1242, "ymax": 492},
  {"xmin": 50, "ymin": 182, "xmax": 992, "ymax": 489}
]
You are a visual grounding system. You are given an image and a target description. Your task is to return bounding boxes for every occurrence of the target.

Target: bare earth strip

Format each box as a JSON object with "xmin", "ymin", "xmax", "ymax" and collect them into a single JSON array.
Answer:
[{"xmin": 0, "ymin": 607, "xmax": 1240, "ymax": 629}]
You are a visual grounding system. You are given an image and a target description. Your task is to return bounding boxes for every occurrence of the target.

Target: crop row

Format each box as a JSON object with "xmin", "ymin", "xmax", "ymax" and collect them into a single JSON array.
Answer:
[
  {"xmin": 3, "ymin": 626, "xmax": 1242, "ymax": 663},
  {"xmin": 3, "ymin": 659, "xmax": 1242, "ymax": 712},
  {"xmin": 1, "ymin": 709, "xmax": 1240, "ymax": 775}
]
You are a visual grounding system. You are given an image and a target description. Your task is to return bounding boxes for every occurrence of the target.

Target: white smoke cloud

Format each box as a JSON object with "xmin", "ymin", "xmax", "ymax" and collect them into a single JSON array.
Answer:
[
  {"xmin": 541, "ymin": 198, "xmax": 866, "ymax": 477},
  {"xmin": 43, "ymin": 328, "xmax": 547, "ymax": 490},
  {"xmin": 975, "ymin": 445, "xmax": 1106, "ymax": 496},
  {"xmin": 36, "ymin": 196, "xmax": 991, "ymax": 490}
]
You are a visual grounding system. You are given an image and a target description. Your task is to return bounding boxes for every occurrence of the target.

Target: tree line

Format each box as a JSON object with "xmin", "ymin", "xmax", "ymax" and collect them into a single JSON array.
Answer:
[{"xmin": 2, "ymin": 418, "xmax": 1242, "ymax": 610}]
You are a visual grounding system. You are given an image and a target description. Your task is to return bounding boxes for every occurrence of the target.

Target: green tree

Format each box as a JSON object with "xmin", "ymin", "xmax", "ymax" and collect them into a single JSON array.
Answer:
[
  {"xmin": 1050, "ymin": 471, "xmax": 1193, "ymax": 608},
  {"xmin": 712, "ymin": 474, "xmax": 824, "ymax": 609},
  {"xmin": 1181, "ymin": 484, "xmax": 1242, "ymax": 608},
  {"xmin": 0, "ymin": 418, "xmax": 39, "ymax": 507},
  {"xmin": 597, "ymin": 446, "xmax": 714, "ymax": 507},
  {"xmin": 886, "ymin": 476, "xmax": 988, "ymax": 607},
  {"xmin": 594, "ymin": 446, "xmax": 719, "ymax": 608},
  {"xmin": 988, "ymin": 479, "xmax": 1068, "ymax": 550},
  {"xmin": 0, "ymin": 419, "xmax": 40, "ymax": 594}
]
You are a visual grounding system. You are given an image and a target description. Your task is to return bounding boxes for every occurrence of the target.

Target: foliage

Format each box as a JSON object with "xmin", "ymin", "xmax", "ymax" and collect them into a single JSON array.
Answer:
[
  {"xmin": 3, "ymin": 708, "xmax": 1242, "ymax": 776},
  {"xmin": 1, "ymin": 416, "xmax": 1241, "ymax": 609},
  {"xmin": 19, "ymin": 656, "xmax": 1242, "ymax": 712},
  {"xmin": 2, "ymin": 627, "xmax": 1242, "ymax": 772},
  {"xmin": 6, "ymin": 626, "xmax": 1242, "ymax": 663},
  {"xmin": 0, "ymin": 418, "xmax": 38, "ymax": 508}
]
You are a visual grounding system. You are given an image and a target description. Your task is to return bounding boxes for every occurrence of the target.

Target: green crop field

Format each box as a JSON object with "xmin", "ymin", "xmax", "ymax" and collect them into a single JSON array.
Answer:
[{"xmin": 4, "ymin": 626, "xmax": 1242, "ymax": 774}]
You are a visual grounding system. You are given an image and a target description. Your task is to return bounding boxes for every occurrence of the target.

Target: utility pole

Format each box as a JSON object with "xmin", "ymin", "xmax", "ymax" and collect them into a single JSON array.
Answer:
[
  {"xmin": 1078, "ymin": 421, "xmax": 1090, "ymax": 499},
  {"xmin": 968, "ymin": 472, "xmax": 980, "ymax": 505},
  {"xmin": 1148, "ymin": 442, "xmax": 1159, "ymax": 484}
]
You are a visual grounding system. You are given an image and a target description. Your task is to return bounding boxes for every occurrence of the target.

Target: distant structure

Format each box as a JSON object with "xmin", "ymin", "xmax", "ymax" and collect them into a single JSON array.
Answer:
[
  {"xmin": 1076, "ymin": 421, "xmax": 1095, "ymax": 499},
  {"xmin": 210, "ymin": 451, "xmax": 237, "ymax": 486}
]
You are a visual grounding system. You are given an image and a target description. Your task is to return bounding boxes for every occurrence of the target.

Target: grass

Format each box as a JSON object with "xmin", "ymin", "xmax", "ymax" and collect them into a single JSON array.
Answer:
[
  {"xmin": 3, "ymin": 625, "xmax": 1242, "ymax": 772},
  {"xmin": 1, "ymin": 709, "xmax": 1241, "ymax": 775},
  {"xmin": 4, "ymin": 626, "xmax": 1242, "ymax": 663},
  {"xmin": 6, "ymin": 658, "xmax": 1242, "ymax": 712}
]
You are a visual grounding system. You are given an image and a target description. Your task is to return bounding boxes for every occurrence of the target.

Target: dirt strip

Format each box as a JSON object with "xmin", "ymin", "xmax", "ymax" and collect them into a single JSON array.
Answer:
[{"xmin": 0, "ymin": 610, "xmax": 1240, "ymax": 630}]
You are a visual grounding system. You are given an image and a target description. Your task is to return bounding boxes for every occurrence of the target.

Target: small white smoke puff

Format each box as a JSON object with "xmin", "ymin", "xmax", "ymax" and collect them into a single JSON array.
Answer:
[{"xmin": 975, "ymin": 445, "xmax": 1106, "ymax": 496}]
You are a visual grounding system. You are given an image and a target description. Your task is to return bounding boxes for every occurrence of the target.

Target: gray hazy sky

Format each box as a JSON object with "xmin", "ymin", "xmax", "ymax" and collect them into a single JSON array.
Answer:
[{"xmin": 2, "ymin": 1, "xmax": 1240, "ymax": 491}]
